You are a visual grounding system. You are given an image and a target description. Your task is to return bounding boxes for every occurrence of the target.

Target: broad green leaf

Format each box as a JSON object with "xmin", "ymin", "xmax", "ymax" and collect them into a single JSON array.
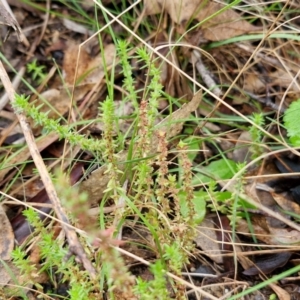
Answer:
[
  {"xmin": 179, "ymin": 191, "xmax": 206, "ymax": 224},
  {"xmin": 192, "ymin": 158, "xmax": 238, "ymax": 185}
]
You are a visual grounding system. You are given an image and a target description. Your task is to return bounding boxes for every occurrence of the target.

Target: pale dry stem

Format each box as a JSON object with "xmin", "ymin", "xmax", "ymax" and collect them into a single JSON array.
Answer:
[{"xmin": 0, "ymin": 60, "xmax": 97, "ymax": 278}]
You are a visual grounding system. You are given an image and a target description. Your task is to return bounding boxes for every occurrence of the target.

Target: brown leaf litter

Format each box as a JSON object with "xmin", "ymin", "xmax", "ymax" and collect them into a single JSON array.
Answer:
[
  {"xmin": 144, "ymin": 0, "xmax": 260, "ymax": 41},
  {"xmin": 1, "ymin": 0, "xmax": 300, "ymax": 299}
]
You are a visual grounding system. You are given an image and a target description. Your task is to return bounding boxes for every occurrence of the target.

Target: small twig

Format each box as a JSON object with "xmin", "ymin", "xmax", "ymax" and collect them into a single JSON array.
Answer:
[
  {"xmin": 0, "ymin": 60, "xmax": 97, "ymax": 278},
  {"xmin": 245, "ymin": 90, "xmax": 286, "ymax": 113},
  {"xmin": 36, "ymin": 0, "xmax": 50, "ymax": 46},
  {"xmin": 192, "ymin": 49, "xmax": 222, "ymax": 98},
  {"xmin": 3, "ymin": 201, "xmax": 53, "ymax": 208}
]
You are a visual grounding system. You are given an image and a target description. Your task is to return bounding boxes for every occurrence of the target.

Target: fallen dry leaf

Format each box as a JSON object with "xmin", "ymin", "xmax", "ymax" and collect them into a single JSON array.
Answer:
[
  {"xmin": 268, "ymin": 283, "xmax": 291, "ymax": 300},
  {"xmin": 270, "ymin": 191, "xmax": 300, "ymax": 216},
  {"xmin": 194, "ymin": 218, "xmax": 223, "ymax": 264},
  {"xmin": 0, "ymin": 132, "xmax": 58, "ymax": 182},
  {"xmin": 197, "ymin": 2, "xmax": 259, "ymax": 41},
  {"xmin": 41, "ymin": 43, "xmax": 116, "ymax": 111},
  {"xmin": 243, "ymin": 252, "xmax": 291, "ymax": 275},
  {"xmin": 144, "ymin": 0, "xmax": 202, "ymax": 23},
  {"xmin": 0, "ymin": 205, "xmax": 14, "ymax": 260},
  {"xmin": 243, "ymin": 73, "xmax": 266, "ymax": 93},
  {"xmin": 63, "ymin": 42, "xmax": 115, "ymax": 85},
  {"xmin": 153, "ymin": 90, "xmax": 202, "ymax": 144},
  {"xmin": 237, "ymin": 218, "xmax": 300, "ymax": 245},
  {"xmin": 144, "ymin": 0, "xmax": 259, "ymax": 41},
  {"xmin": 270, "ymin": 227, "xmax": 300, "ymax": 245},
  {"xmin": 256, "ymin": 182, "xmax": 300, "ymax": 216},
  {"xmin": 272, "ymin": 69, "xmax": 300, "ymax": 92},
  {"xmin": 244, "ymin": 69, "xmax": 300, "ymax": 97},
  {"xmin": 195, "ymin": 216, "xmax": 251, "ymax": 270},
  {"xmin": 29, "ymin": 42, "xmax": 116, "ymax": 135}
]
